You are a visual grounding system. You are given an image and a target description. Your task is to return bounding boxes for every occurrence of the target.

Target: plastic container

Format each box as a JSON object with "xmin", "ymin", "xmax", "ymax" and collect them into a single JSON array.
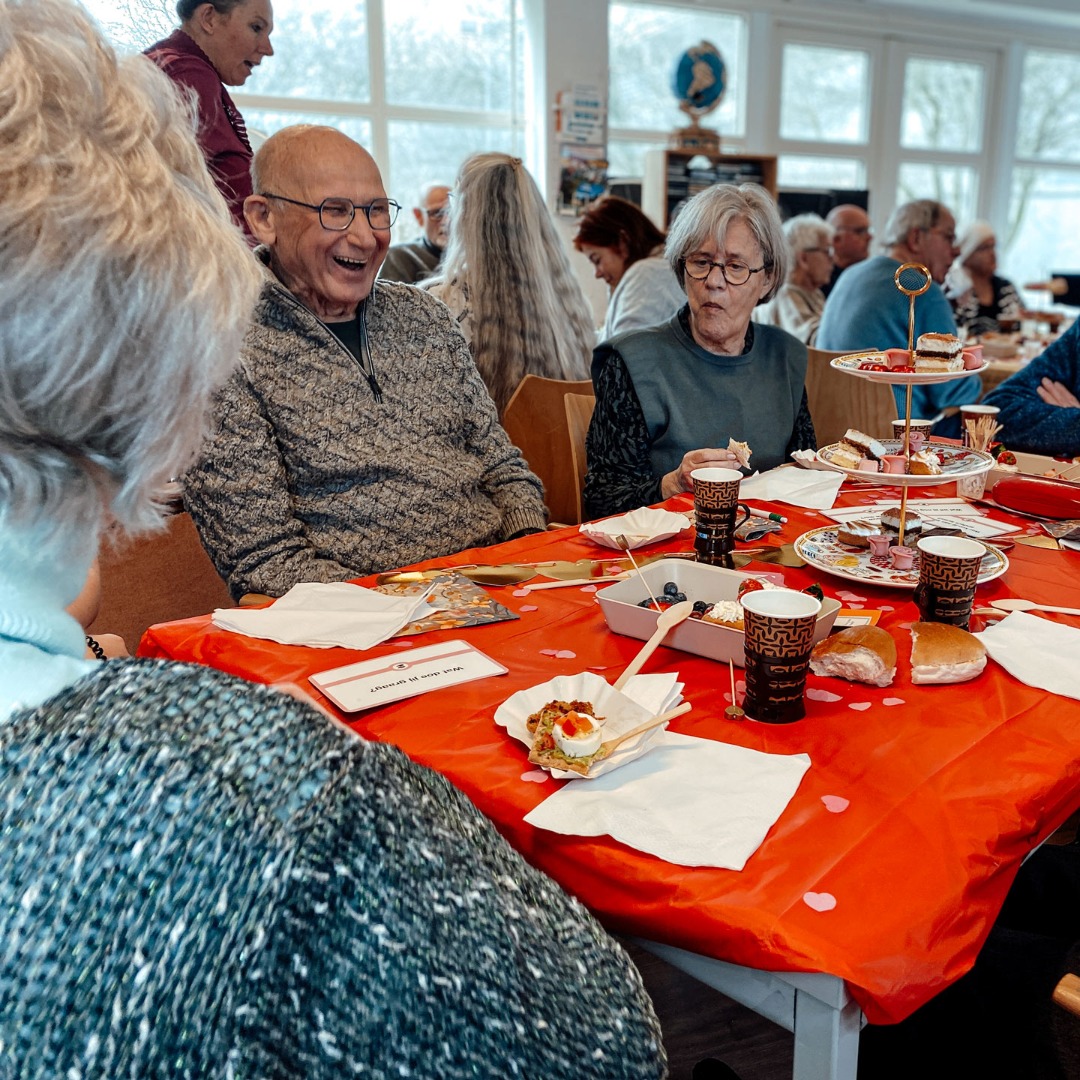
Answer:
[{"xmin": 596, "ymin": 559, "xmax": 841, "ymax": 668}]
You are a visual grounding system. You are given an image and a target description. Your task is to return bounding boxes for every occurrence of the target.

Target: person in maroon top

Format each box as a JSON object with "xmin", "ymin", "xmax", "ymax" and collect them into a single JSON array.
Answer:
[{"xmin": 145, "ymin": 0, "xmax": 274, "ymax": 236}]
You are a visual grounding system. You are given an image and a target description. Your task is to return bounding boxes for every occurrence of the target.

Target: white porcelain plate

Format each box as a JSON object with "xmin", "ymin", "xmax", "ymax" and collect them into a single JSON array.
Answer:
[
  {"xmin": 793, "ymin": 525, "xmax": 1009, "ymax": 590},
  {"xmin": 816, "ymin": 440, "xmax": 995, "ymax": 487}
]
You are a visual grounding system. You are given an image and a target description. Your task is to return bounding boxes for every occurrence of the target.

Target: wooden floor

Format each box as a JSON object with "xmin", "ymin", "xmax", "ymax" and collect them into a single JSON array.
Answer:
[
  {"xmin": 622, "ymin": 940, "xmax": 793, "ymax": 1080},
  {"xmin": 623, "ymin": 821, "xmax": 1080, "ymax": 1080}
]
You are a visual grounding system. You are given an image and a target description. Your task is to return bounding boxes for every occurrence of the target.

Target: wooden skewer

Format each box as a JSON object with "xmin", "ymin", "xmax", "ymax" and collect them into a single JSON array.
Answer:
[
  {"xmin": 522, "ymin": 574, "xmax": 629, "ymax": 592},
  {"xmin": 600, "ymin": 701, "xmax": 692, "ymax": 753}
]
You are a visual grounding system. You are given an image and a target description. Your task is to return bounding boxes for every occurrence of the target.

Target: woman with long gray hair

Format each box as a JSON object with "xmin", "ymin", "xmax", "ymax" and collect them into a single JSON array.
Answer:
[
  {"xmin": 0, "ymin": 6, "xmax": 665, "ymax": 1075},
  {"xmin": 426, "ymin": 152, "xmax": 594, "ymax": 415}
]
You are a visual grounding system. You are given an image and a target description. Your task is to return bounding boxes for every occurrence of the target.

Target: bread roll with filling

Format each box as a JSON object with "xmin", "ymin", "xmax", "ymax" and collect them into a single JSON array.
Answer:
[
  {"xmin": 910, "ymin": 622, "xmax": 987, "ymax": 684},
  {"xmin": 810, "ymin": 626, "xmax": 896, "ymax": 687}
]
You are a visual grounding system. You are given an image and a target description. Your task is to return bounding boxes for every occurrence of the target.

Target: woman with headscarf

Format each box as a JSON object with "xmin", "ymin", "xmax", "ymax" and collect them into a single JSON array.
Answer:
[
  {"xmin": 0, "ymin": 5, "xmax": 666, "ymax": 1075},
  {"xmin": 145, "ymin": 0, "xmax": 274, "ymax": 234},
  {"xmin": 945, "ymin": 220, "xmax": 1022, "ymax": 338},
  {"xmin": 425, "ymin": 153, "xmax": 594, "ymax": 415}
]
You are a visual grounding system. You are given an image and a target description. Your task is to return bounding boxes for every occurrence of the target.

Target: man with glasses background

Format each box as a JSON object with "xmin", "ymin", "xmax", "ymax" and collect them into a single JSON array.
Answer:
[
  {"xmin": 822, "ymin": 203, "xmax": 872, "ymax": 298},
  {"xmin": 185, "ymin": 125, "xmax": 546, "ymax": 599},
  {"xmin": 379, "ymin": 181, "xmax": 451, "ymax": 284},
  {"xmin": 817, "ymin": 198, "xmax": 982, "ymax": 434}
]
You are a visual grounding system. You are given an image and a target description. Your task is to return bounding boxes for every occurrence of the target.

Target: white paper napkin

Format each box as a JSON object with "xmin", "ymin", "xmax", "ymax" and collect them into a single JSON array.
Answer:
[
  {"xmin": 738, "ymin": 466, "xmax": 845, "ymax": 510},
  {"xmin": 579, "ymin": 507, "xmax": 690, "ymax": 549},
  {"xmin": 525, "ymin": 732, "xmax": 811, "ymax": 869},
  {"xmin": 975, "ymin": 610, "xmax": 1080, "ymax": 701},
  {"xmin": 212, "ymin": 581, "xmax": 432, "ymax": 649}
]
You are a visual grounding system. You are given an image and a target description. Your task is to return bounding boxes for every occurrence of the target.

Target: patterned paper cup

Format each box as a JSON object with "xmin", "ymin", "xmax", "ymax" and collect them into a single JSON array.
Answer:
[
  {"xmin": 741, "ymin": 590, "xmax": 822, "ymax": 724},
  {"xmin": 690, "ymin": 468, "xmax": 751, "ymax": 565},
  {"xmin": 914, "ymin": 535, "xmax": 984, "ymax": 629}
]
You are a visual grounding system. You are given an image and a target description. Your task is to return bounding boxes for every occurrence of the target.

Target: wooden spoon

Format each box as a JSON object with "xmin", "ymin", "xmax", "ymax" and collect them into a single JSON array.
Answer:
[
  {"xmin": 600, "ymin": 701, "xmax": 693, "ymax": 754},
  {"xmin": 990, "ymin": 598, "xmax": 1080, "ymax": 616},
  {"xmin": 612, "ymin": 599, "xmax": 695, "ymax": 691}
]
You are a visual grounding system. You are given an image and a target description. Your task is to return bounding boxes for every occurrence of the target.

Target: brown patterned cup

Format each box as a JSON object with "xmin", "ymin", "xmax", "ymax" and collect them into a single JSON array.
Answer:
[
  {"xmin": 914, "ymin": 536, "xmax": 984, "ymax": 629},
  {"xmin": 741, "ymin": 590, "xmax": 822, "ymax": 724},
  {"xmin": 690, "ymin": 467, "xmax": 751, "ymax": 566}
]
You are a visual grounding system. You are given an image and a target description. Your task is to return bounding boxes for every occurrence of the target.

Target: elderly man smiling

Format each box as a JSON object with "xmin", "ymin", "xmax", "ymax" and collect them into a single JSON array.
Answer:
[{"xmin": 185, "ymin": 125, "xmax": 546, "ymax": 599}]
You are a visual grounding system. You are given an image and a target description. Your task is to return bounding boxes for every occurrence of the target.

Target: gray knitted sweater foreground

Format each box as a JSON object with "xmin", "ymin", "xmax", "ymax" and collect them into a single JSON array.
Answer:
[
  {"xmin": 185, "ymin": 273, "xmax": 548, "ymax": 599},
  {"xmin": 0, "ymin": 659, "xmax": 666, "ymax": 1078}
]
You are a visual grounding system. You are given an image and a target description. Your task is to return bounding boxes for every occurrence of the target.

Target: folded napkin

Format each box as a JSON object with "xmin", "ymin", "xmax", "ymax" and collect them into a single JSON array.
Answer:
[
  {"xmin": 212, "ymin": 581, "xmax": 432, "ymax": 649},
  {"xmin": 525, "ymin": 732, "xmax": 810, "ymax": 869},
  {"xmin": 579, "ymin": 507, "xmax": 690, "ymax": 550},
  {"xmin": 975, "ymin": 610, "xmax": 1080, "ymax": 701},
  {"xmin": 739, "ymin": 466, "xmax": 844, "ymax": 510}
]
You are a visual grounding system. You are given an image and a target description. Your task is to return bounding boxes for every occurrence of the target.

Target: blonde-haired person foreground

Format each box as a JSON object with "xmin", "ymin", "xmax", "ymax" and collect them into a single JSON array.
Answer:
[
  {"xmin": 0, "ymin": 6, "xmax": 665, "ymax": 1075},
  {"xmin": 425, "ymin": 152, "xmax": 594, "ymax": 414}
]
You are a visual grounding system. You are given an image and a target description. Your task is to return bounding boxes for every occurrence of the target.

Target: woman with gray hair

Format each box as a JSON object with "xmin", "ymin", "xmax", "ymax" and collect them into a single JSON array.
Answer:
[
  {"xmin": 145, "ymin": 0, "xmax": 274, "ymax": 233},
  {"xmin": 757, "ymin": 213, "xmax": 834, "ymax": 345},
  {"xmin": 425, "ymin": 152, "xmax": 594, "ymax": 415},
  {"xmin": 0, "ymin": 3, "xmax": 666, "ymax": 1077},
  {"xmin": 584, "ymin": 182, "xmax": 815, "ymax": 518},
  {"xmin": 945, "ymin": 221, "xmax": 1022, "ymax": 337}
]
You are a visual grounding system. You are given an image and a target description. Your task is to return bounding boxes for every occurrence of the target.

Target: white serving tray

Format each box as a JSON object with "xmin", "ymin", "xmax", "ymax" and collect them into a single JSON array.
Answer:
[{"xmin": 596, "ymin": 559, "xmax": 840, "ymax": 668}]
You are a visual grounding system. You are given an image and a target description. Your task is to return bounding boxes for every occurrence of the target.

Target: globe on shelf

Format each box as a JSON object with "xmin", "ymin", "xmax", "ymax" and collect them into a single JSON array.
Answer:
[{"xmin": 670, "ymin": 40, "xmax": 726, "ymax": 154}]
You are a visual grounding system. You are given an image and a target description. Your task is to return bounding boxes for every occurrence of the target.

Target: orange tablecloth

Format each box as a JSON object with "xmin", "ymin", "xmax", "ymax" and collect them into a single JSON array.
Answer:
[{"xmin": 140, "ymin": 487, "xmax": 1080, "ymax": 1026}]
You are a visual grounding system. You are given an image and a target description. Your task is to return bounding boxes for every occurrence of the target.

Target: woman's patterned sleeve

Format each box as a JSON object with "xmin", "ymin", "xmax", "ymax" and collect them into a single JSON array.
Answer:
[
  {"xmin": 583, "ymin": 348, "xmax": 664, "ymax": 519},
  {"xmin": 786, "ymin": 387, "xmax": 818, "ymax": 455}
]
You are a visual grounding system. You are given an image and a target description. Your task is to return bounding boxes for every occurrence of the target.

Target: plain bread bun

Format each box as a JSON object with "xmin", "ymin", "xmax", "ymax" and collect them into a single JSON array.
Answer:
[
  {"xmin": 810, "ymin": 626, "xmax": 897, "ymax": 686},
  {"xmin": 910, "ymin": 622, "xmax": 987, "ymax": 684}
]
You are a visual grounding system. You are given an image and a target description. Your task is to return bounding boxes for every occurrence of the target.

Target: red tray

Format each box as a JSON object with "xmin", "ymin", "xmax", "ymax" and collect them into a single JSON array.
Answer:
[{"xmin": 991, "ymin": 474, "xmax": 1080, "ymax": 519}]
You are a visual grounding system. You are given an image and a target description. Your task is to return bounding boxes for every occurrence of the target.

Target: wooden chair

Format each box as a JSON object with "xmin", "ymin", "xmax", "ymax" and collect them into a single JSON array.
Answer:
[
  {"xmin": 87, "ymin": 510, "xmax": 234, "ymax": 651},
  {"xmin": 564, "ymin": 393, "xmax": 596, "ymax": 525},
  {"xmin": 501, "ymin": 374, "xmax": 594, "ymax": 526},
  {"xmin": 805, "ymin": 346, "xmax": 898, "ymax": 448}
]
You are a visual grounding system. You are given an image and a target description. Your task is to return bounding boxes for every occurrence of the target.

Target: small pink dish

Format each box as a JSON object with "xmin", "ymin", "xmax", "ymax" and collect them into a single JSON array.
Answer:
[
  {"xmin": 885, "ymin": 348, "xmax": 914, "ymax": 369},
  {"xmin": 857, "ymin": 458, "xmax": 880, "ymax": 472},
  {"xmin": 962, "ymin": 346, "xmax": 984, "ymax": 369},
  {"xmin": 889, "ymin": 545, "xmax": 916, "ymax": 570},
  {"xmin": 880, "ymin": 454, "xmax": 907, "ymax": 474}
]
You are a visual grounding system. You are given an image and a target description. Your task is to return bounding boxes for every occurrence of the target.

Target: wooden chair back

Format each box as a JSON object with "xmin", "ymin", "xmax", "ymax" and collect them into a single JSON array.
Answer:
[
  {"xmin": 501, "ymin": 375, "xmax": 594, "ymax": 526},
  {"xmin": 805, "ymin": 347, "xmax": 898, "ymax": 448},
  {"xmin": 87, "ymin": 510, "xmax": 234, "ymax": 651},
  {"xmin": 564, "ymin": 393, "xmax": 596, "ymax": 525}
]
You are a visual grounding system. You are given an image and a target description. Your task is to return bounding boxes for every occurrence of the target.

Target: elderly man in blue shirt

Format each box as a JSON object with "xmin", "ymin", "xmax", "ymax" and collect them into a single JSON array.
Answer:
[{"xmin": 817, "ymin": 199, "xmax": 982, "ymax": 436}]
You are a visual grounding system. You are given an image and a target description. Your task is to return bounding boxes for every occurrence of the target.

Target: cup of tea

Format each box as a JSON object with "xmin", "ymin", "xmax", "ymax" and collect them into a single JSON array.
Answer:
[
  {"xmin": 740, "ymin": 589, "xmax": 822, "ymax": 724},
  {"xmin": 914, "ymin": 536, "xmax": 985, "ymax": 629},
  {"xmin": 690, "ymin": 468, "xmax": 751, "ymax": 566}
]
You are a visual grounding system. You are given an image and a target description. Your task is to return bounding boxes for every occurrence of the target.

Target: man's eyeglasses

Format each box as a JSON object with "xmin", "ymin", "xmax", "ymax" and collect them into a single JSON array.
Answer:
[
  {"xmin": 835, "ymin": 226, "xmax": 871, "ymax": 236},
  {"xmin": 261, "ymin": 193, "xmax": 401, "ymax": 231},
  {"xmin": 681, "ymin": 256, "xmax": 766, "ymax": 286}
]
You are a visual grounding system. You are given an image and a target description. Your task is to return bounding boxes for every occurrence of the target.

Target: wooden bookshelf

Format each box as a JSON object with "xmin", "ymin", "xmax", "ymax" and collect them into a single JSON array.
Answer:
[{"xmin": 642, "ymin": 149, "xmax": 778, "ymax": 229}]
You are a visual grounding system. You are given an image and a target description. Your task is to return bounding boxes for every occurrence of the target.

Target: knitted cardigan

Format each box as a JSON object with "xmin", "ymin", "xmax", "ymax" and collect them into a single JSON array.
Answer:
[
  {"xmin": 184, "ymin": 273, "xmax": 547, "ymax": 598},
  {"xmin": 0, "ymin": 659, "xmax": 666, "ymax": 1078}
]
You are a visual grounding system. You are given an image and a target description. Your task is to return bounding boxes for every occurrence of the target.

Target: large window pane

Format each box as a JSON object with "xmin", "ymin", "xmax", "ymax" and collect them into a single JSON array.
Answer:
[
  {"xmin": 1017, "ymin": 50, "xmax": 1080, "ymax": 164},
  {"xmin": 256, "ymin": 0, "xmax": 369, "ymax": 102},
  {"xmin": 780, "ymin": 44, "xmax": 869, "ymax": 144},
  {"xmin": 384, "ymin": 0, "xmax": 519, "ymax": 112},
  {"xmin": 1005, "ymin": 167, "xmax": 1080, "ymax": 289},
  {"xmin": 387, "ymin": 121, "xmax": 519, "ymax": 237},
  {"xmin": 609, "ymin": 3, "xmax": 746, "ymax": 139},
  {"xmin": 901, "ymin": 57, "xmax": 983, "ymax": 153},
  {"xmin": 897, "ymin": 163, "xmax": 977, "ymax": 224},
  {"xmin": 778, "ymin": 155, "xmax": 866, "ymax": 189}
]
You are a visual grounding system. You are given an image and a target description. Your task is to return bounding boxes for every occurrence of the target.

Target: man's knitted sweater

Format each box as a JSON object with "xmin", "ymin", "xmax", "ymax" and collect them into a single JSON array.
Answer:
[
  {"xmin": 0, "ymin": 660, "xmax": 666, "ymax": 1077},
  {"xmin": 185, "ymin": 275, "xmax": 547, "ymax": 598}
]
